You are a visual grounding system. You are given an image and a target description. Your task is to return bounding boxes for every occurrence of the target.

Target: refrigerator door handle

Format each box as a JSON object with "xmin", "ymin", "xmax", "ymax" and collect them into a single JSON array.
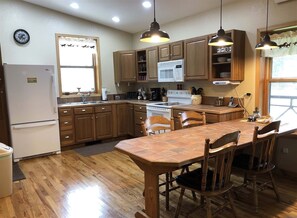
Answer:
[
  {"xmin": 51, "ymin": 74, "xmax": 57, "ymax": 114},
  {"xmin": 13, "ymin": 121, "xmax": 57, "ymax": 129}
]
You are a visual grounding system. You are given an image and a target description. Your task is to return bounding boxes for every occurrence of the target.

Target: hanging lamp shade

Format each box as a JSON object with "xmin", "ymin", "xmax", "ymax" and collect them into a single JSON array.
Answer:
[
  {"xmin": 255, "ymin": 0, "xmax": 278, "ymax": 50},
  {"xmin": 255, "ymin": 34, "xmax": 278, "ymax": 50},
  {"xmin": 208, "ymin": 0, "xmax": 233, "ymax": 46},
  {"xmin": 140, "ymin": 0, "xmax": 170, "ymax": 43}
]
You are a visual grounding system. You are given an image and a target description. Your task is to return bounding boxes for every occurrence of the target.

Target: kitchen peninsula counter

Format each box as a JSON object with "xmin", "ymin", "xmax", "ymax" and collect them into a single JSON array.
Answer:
[{"xmin": 173, "ymin": 104, "xmax": 244, "ymax": 115}]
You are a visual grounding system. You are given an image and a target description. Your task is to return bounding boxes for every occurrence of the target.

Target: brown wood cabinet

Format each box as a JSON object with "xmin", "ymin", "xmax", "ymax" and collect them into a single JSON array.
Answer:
[
  {"xmin": 184, "ymin": 35, "xmax": 209, "ymax": 80},
  {"xmin": 113, "ymin": 50, "xmax": 136, "ymax": 83},
  {"xmin": 127, "ymin": 103, "xmax": 135, "ymax": 136},
  {"xmin": 136, "ymin": 50, "xmax": 147, "ymax": 82},
  {"xmin": 158, "ymin": 41, "xmax": 183, "ymax": 62},
  {"xmin": 209, "ymin": 29, "xmax": 245, "ymax": 81},
  {"xmin": 74, "ymin": 106, "xmax": 95, "ymax": 143},
  {"xmin": 58, "ymin": 107, "xmax": 75, "ymax": 147},
  {"xmin": 146, "ymin": 46, "xmax": 159, "ymax": 81},
  {"xmin": 134, "ymin": 104, "xmax": 147, "ymax": 137},
  {"xmin": 116, "ymin": 103, "xmax": 129, "ymax": 136},
  {"xmin": 95, "ymin": 105, "xmax": 113, "ymax": 140}
]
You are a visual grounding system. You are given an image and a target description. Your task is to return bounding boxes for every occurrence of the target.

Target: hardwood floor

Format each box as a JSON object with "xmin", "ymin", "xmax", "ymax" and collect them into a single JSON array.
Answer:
[{"xmin": 1, "ymin": 149, "xmax": 297, "ymax": 218}]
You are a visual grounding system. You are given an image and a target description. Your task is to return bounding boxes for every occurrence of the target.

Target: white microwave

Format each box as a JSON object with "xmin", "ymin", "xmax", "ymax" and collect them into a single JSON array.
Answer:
[{"xmin": 158, "ymin": 59, "xmax": 184, "ymax": 82}]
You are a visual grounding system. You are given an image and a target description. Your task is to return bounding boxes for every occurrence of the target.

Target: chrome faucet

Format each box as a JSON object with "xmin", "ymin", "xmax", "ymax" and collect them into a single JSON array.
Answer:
[{"xmin": 77, "ymin": 87, "xmax": 91, "ymax": 103}]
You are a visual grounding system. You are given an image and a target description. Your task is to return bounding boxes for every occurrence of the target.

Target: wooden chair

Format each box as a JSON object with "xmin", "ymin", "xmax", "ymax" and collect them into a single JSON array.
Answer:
[
  {"xmin": 141, "ymin": 116, "xmax": 175, "ymax": 211},
  {"xmin": 179, "ymin": 111, "xmax": 206, "ymax": 128},
  {"xmin": 232, "ymin": 120, "xmax": 281, "ymax": 212},
  {"xmin": 175, "ymin": 131, "xmax": 240, "ymax": 218}
]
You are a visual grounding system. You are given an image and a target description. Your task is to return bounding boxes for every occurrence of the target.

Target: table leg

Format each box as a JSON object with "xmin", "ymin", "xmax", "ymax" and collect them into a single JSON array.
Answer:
[{"xmin": 143, "ymin": 170, "xmax": 159, "ymax": 218}]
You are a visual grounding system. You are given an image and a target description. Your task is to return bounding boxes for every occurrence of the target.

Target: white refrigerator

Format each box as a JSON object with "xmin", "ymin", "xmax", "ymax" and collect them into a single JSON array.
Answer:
[{"xmin": 4, "ymin": 64, "xmax": 60, "ymax": 161}]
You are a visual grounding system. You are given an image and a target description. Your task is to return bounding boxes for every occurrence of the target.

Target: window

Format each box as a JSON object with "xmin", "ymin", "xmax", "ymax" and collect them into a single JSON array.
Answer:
[
  {"xmin": 56, "ymin": 34, "xmax": 101, "ymax": 95},
  {"xmin": 269, "ymin": 55, "xmax": 297, "ymax": 123}
]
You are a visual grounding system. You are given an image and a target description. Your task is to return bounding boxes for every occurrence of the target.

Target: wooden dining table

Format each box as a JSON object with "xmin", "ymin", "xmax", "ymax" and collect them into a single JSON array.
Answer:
[{"xmin": 115, "ymin": 119, "xmax": 297, "ymax": 218}]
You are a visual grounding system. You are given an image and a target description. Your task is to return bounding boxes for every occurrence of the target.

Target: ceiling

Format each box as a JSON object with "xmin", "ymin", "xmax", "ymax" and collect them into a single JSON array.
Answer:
[{"xmin": 23, "ymin": 0, "xmax": 248, "ymax": 34}]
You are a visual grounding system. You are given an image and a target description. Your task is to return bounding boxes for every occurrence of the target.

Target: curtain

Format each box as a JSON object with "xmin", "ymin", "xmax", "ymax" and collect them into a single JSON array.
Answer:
[{"xmin": 262, "ymin": 30, "xmax": 297, "ymax": 57}]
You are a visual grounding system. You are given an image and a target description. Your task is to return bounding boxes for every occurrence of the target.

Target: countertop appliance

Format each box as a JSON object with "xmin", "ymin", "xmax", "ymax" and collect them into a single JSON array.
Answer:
[
  {"xmin": 150, "ymin": 87, "xmax": 161, "ymax": 101},
  {"xmin": 4, "ymin": 64, "xmax": 60, "ymax": 161},
  {"xmin": 146, "ymin": 90, "xmax": 191, "ymax": 119},
  {"xmin": 158, "ymin": 59, "xmax": 184, "ymax": 82}
]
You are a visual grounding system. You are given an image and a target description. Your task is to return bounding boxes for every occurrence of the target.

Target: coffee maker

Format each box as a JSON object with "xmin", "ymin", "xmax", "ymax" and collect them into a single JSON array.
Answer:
[{"xmin": 150, "ymin": 88, "xmax": 161, "ymax": 101}]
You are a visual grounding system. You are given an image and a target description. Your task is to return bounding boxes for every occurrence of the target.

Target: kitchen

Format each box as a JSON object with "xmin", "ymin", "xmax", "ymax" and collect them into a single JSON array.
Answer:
[{"xmin": 0, "ymin": 0, "xmax": 297, "ymax": 217}]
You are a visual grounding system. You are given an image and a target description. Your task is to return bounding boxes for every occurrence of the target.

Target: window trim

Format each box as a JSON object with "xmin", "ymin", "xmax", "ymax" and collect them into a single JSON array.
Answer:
[
  {"xmin": 256, "ymin": 20, "xmax": 297, "ymax": 115},
  {"xmin": 55, "ymin": 33, "xmax": 102, "ymax": 97}
]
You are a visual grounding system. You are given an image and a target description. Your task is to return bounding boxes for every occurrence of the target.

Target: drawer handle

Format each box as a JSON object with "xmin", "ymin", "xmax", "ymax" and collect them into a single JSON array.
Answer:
[
  {"xmin": 63, "ymin": 111, "xmax": 68, "ymax": 114},
  {"xmin": 140, "ymin": 107, "xmax": 142, "ymax": 110},
  {"xmin": 65, "ymin": 136, "xmax": 70, "ymax": 139},
  {"xmin": 64, "ymin": 121, "xmax": 69, "ymax": 124},
  {"xmin": 82, "ymin": 109, "xmax": 86, "ymax": 112},
  {"xmin": 178, "ymin": 112, "xmax": 182, "ymax": 115},
  {"xmin": 140, "ymin": 117, "xmax": 143, "ymax": 120},
  {"xmin": 102, "ymin": 107, "xmax": 105, "ymax": 110}
]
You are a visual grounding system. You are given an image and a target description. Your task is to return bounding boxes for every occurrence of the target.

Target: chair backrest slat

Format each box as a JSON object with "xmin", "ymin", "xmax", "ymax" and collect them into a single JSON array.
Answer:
[
  {"xmin": 179, "ymin": 111, "xmax": 206, "ymax": 128},
  {"xmin": 202, "ymin": 131, "xmax": 240, "ymax": 192},
  {"xmin": 141, "ymin": 116, "xmax": 174, "ymax": 136},
  {"xmin": 249, "ymin": 120, "xmax": 280, "ymax": 171}
]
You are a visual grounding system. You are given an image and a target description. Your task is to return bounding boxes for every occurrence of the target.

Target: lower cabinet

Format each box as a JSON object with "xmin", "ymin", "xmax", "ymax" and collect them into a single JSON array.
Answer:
[
  {"xmin": 74, "ymin": 107, "xmax": 95, "ymax": 143},
  {"xmin": 134, "ymin": 104, "xmax": 147, "ymax": 137},
  {"xmin": 127, "ymin": 103, "xmax": 135, "ymax": 136},
  {"xmin": 95, "ymin": 105, "xmax": 113, "ymax": 140},
  {"xmin": 116, "ymin": 103, "xmax": 129, "ymax": 136},
  {"xmin": 58, "ymin": 107, "xmax": 75, "ymax": 147}
]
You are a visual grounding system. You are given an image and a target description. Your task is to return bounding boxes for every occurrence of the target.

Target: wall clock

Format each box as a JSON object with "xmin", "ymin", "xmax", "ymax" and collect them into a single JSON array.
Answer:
[{"xmin": 13, "ymin": 29, "xmax": 30, "ymax": 45}]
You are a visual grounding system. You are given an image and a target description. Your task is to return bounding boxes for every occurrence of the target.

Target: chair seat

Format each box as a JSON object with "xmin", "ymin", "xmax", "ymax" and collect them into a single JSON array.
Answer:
[
  {"xmin": 232, "ymin": 153, "xmax": 275, "ymax": 172},
  {"xmin": 176, "ymin": 168, "xmax": 224, "ymax": 191}
]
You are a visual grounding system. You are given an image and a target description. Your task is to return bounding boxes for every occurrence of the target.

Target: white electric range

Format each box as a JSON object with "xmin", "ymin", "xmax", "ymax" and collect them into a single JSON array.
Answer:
[{"xmin": 146, "ymin": 90, "xmax": 192, "ymax": 119}]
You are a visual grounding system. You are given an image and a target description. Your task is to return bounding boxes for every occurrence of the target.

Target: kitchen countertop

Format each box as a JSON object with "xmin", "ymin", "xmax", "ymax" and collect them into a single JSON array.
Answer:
[{"xmin": 58, "ymin": 100, "xmax": 243, "ymax": 114}]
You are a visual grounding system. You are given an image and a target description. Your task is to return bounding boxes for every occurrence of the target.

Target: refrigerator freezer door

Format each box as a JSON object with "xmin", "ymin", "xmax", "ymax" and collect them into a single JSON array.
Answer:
[
  {"xmin": 11, "ymin": 120, "xmax": 60, "ymax": 161},
  {"xmin": 4, "ymin": 64, "xmax": 58, "ymax": 124}
]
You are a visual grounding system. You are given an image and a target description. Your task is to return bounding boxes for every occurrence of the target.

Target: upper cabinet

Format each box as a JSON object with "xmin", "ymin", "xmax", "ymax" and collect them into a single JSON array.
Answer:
[
  {"xmin": 158, "ymin": 41, "xmax": 183, "ymax": 62},
  {"xmin": 184, "ymin": 35, "xmax": 209, "ymax": 80},
  {"xmin": 113, "ymin": 50, "xmax": 136, "ymax": 83},
  {"xmin": 146, "ymin": 46, "xmax": 159, "ymax": 81},
  {"xmin": 209, "ymin": 29, "xmax": 245, "ymax": 81},
  {"xmin": 136, "ymin": 50, "xmax": 147, "ymax": 82}
]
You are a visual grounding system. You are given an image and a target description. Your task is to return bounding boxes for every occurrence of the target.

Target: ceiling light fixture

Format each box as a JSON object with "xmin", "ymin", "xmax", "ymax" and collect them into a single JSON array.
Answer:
[
  {"xmin": 255, "ymin": 0, "xmax": 278, "ymax": 50},
  {"xmin": 70, "ymin": 2, "xmax": 79, "ymax": 9},
  {"xmin": 112, "ymin": 16, "xmax": 120, "ymax": 23},
  {"xmin": 208, "ymin": 0, "xmax": 233, "ymax": 46},
  {"xmin": 142, "ymin": 1, "xmax": 152, "ymax": 8},
  {"xmin": 140, "ymin": 0, "xmax": 170, "ymax": 43}
]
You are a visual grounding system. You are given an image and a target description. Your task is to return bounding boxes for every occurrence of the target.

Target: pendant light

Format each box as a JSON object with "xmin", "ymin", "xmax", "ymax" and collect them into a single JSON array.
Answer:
[
  {"xmin": 208, "ymin": 0, "xmax": 233, "ymax": 46},
  {"xmin": 255, "ymin": 0, "xmax": 278, "ymax": 50},
  {"xmin": 140, "ymin": 0, "xmax": 170, "ymax": 43}
]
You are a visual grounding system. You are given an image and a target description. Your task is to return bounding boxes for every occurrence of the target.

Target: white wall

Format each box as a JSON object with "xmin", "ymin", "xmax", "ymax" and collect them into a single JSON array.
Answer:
[
  {"xmin": 0, "ymin": 0, "xmax": 132, "ymax": 94},
  {"xmin": 132, "ymin": 0, "xmax": 297, "ymax": 115}
]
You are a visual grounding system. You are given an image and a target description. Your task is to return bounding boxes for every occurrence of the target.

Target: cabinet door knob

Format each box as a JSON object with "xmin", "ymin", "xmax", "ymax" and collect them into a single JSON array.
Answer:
[
  {"xmin": 64, "ymin": 121, "xmax": 69, "ymax": 124},
  {"xmin": 65, "ymin": 136, "xmax": 70, "ymax": 139},
  {"xmin": 82, "ymin": 109, "xmax": 86, "ymax": 112},
  {"xmin": 140, "ymin": 107, "xmax": 142, "ymax": 109},
  {"xmin": 63, "ymin": 111, "xmax": 68, "ymax": 114},
  {"xmin": 102, "ymin": 107, "xmax": 105, "ymax": 110},
  {"xmin": 140, "ymin": 117, "xmax": 142, "ymax": 120}
]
